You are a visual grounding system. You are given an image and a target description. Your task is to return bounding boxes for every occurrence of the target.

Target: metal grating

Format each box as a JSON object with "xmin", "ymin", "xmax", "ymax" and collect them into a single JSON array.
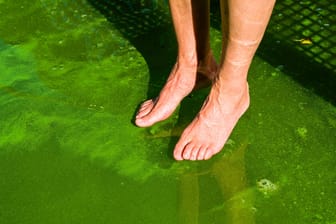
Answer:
[
  {"xmin": 268, "ymin": 0, "xmax": 336, "ymax": 73},
  {"xmin": 89, "ymin": 0, "xmax": 336, "ymax": 74}
]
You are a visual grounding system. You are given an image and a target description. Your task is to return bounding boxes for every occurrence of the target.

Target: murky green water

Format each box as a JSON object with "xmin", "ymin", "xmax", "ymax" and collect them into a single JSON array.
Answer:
[{"xmin": 1, "ymin": 0, "xmax": 335, "ymax": 223}]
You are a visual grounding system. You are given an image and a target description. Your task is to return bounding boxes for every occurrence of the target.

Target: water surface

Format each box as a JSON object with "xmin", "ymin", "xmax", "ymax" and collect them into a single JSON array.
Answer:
[{"xmin": 0, "ymin": 1, "xmax": 335, "ymax": 223}]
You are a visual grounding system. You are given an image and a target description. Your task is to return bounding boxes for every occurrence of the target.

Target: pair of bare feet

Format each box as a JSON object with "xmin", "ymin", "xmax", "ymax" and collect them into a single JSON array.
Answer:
[{"xmin": 135, "ymin": 54, "xmax": 250, "ymax": 161}]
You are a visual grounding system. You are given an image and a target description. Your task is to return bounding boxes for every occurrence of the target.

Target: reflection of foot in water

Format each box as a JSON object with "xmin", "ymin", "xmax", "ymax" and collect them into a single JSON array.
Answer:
[
  {"xmin": 135, "ymin": 54, "xmax": 217, "ymax": 128},
  {"xmin": 210, "ymin": 141, "xmax": 255, "ymax": 223},
  {"xmin": 178, "ymin": 142, "xmax": 255, "ymax": 224},
  {"xmin": 179, "ymin": 172, "xmax": 200, "ymax": 224}
]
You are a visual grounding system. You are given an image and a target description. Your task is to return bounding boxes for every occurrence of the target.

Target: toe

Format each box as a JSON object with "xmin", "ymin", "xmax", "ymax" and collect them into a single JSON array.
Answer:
[
  {"xmin": 174, "ymin": 137, "xmax": 191, "ymax": 161},
  {"xmin": 190, "ymin": 146, "xmax": 201, "ymax": 161},
  {"xmin": 141, "ymin": 99, "xmax": 155, "ymax": 107},
  {"xmin": 136, "ymin": 111, "xmax": 162, "ymax": 127},
  {"xmin": 136, "ymin": 100, "xmax": 154, "ymax": 117},
  {"xmin": 204, "ymin": 148, "xmax": 214, "ymax": 160},
  {"xmin": 135, "ymin": 116, "xmax": 152, "ymax": 127},
  {"xmin": 182, "ymin": 143, "xmax": 195, "ymax": 160},
  {"xmin": 136, "ymin": 103, "xmax": 153, "ymax": 118},
  {"xmin": 204, "ymin": 144, "xmax": 223, "ymax": 160},
  {"xmin": 196, "ymin": 147, "xmax": 207, "ymax": 160},
  {"xmin": 174, "ymin": 151, "xmax": 183, "ymax": 161}
]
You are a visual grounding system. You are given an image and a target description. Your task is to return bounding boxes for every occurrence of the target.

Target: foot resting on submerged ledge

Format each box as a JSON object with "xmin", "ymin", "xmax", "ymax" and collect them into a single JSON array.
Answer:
[
  {"xmin": 135, "ymin": 54, "xmax": 218, "ymax": 128},
  {"xmin": 135, "ymin": 62, "xmax": 249, "ymax": 160},
  {"xmin": 173, "ymin": 79, "xmax": 250, "ymax": 160},
  {"xmin": 133, "ymin": 0, "xmax": 274, "ymax": 161}
]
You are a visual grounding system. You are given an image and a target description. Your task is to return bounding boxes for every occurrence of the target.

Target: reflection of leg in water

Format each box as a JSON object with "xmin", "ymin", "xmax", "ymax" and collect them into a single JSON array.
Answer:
[
  {"xmin": 178, "ymin": 173, "xmax": 199, "ymax": 224},
  {"xmin": 210, "ymin": 142, "xmax": 255, "ymax": 224},
  {"xmin": 178, "ymin": 142, "xmax": 255, "ymax": 224}
]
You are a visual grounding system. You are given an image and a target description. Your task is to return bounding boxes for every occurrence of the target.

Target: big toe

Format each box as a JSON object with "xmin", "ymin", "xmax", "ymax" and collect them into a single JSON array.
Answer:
[
  {"xmin": 173, "ymin": 140, "xmax": 189, "ymax": 161},
  {"xmin": 135, "ymin": 100, "xmax": 155, "ymax": 126},
  {"xmin": 135, "ymin": 115, "xmax": 154, "ymax": 127},
  {"xmin": 182, "ymin": 143, "xmax": 199, "ymax": 160},
  {"xmin": 136, "ymin": 101, "xmax": 154, "ymax": 118}
]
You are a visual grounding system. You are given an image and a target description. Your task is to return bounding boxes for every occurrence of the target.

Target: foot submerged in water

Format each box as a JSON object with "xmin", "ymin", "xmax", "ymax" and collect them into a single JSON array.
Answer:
[
  {"xmin": 173, "ymin": 80, "xmax": 250, "ymax": 161},
  {"xmin": 135, "ymin": 55, "xmax": 218, "ymax": 127},
  {"xmin": 135, "ymin": 56, "xmax": 249, "ymax": 161}
]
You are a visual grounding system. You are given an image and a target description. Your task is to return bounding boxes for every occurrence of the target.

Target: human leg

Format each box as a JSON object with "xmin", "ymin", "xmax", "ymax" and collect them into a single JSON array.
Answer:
[
  {"xmin": 135, "ymin": 0, "xmax": 216, "ymax": 127},
  {"xmin": 174, "ymin": 0, "xmax": 276, "ymax": 160},
  {"xmin": 192, "ymin": 0, "xmax": 218, "ymax": 89}
]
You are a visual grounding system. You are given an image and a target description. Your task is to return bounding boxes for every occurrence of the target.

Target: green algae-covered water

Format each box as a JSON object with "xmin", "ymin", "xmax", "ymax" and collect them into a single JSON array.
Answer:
[{"xmin": 1, "ymin": 0, "xmax": 335, "ymax": 223}]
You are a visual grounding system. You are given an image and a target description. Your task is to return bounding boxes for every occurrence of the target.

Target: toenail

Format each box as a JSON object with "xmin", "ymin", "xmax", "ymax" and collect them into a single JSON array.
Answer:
[
  {"xmin": 191, "ymin": 151, "xmax": 198, "ymax": 160},
  {"xmin": 204, "ymin": 150, "xmax": 212, "ymax": 160},
  {"xmin": 197, "ymin": 150, "xmax": 205, "ymax": 160},
  {"xmin": 175, "ymin": 154, "xmax": 183, "ymax": 161},
  {"xmin": 183, "ymin": 152, "xmax": 190, "ymax": 160}
]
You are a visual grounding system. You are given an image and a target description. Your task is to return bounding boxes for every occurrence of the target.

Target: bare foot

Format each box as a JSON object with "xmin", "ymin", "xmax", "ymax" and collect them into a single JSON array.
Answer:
[
  {"xmin": 135, "ymin": 55, "xmax": 218, "ymax": 127},
  {"xmin": 173, "ymin": 80, "xmax": 250, "ymax": 161}
]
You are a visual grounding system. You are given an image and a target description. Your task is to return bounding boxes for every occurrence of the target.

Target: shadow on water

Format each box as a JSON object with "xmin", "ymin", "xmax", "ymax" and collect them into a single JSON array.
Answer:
[
  {"xmin": 86, "ymin": 0, "xmax": 176, "ymax": 100},
  {"xmin": 210, "ymin": 1, "xmax": 336, "ymax": 106},
  {"xmin": 86, "ymin": 0, "xmax": 179, "ymax": 161},
  {"xmin": 87, "ymin": 0, "xmax": 336, "ymax": 163},
  {"xmin": 86, "ymin": 0, "xmax": 211, "ymax": 161},
  {"xmin": 257, "ymin": 34, "xmax": 336, "ymax": 106}
]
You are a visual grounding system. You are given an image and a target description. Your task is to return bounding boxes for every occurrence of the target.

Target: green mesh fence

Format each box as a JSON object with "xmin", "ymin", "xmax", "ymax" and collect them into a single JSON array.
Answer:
[{"xmin": 268, "ymin": 0, "xmax": 336, "ymax": 73}]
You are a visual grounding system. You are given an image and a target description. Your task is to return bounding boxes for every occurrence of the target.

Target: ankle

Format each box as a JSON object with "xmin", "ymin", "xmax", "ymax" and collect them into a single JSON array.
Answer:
[
  {"xmin": 214, "ymin": 76, "xmax": 248, "ymax": 94},
  {"xmin": 177, "ymin": 52, "xmax": 198, "ymax": 68}
]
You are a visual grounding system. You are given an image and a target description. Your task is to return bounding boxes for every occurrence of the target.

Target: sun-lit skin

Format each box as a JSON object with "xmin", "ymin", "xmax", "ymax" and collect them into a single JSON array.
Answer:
[
  {"xmin": 135, "ymin": 0, "xmax": 217, "ymax": 128},
  {"xmin": 135, "ymin": 0, "xmax": 276, "ymax": 160}
]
